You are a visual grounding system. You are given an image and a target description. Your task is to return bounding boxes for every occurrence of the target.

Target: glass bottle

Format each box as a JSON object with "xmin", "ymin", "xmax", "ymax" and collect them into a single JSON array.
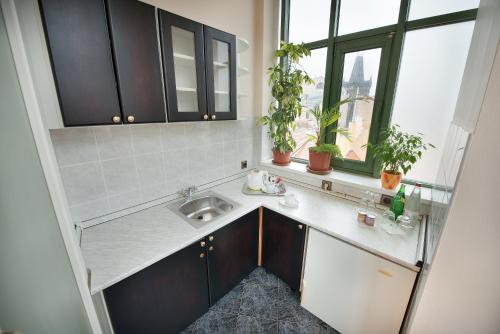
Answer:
[
  {"xmin": 390, "ymin": 184, "xmax": 406, "ymax": 219},
  {"xmin": 405, "ymin": 183, "xmax": 421, "ymax": 226}
]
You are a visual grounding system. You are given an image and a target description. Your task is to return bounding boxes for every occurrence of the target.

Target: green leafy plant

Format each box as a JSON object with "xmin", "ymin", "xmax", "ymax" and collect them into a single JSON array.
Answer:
[
  {"xmin": 307, "ymin": 97, "xmax": 370, "ymax": 158},
  {"xmin": 366, "ymin": 124, "xmax": 435, "ymax": 175},
  {"xmin": 258, "ymin": 41, "xmax": 314, "ymax": 153}
]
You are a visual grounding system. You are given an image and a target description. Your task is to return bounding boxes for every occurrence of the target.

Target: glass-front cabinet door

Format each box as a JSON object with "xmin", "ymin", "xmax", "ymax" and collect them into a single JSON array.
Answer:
[
  {"xmin": 159, "ymin": 10, "xmax": 207, "ymax": 121},
  {"xmin": 204, "ymin": 27, "xmax": 237, "ymax": 121}
]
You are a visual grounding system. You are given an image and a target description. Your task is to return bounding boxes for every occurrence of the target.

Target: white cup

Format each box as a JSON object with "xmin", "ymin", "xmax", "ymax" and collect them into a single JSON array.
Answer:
[
  {"xmin": 262, "ymin": 182, "xmax": 276, "ymax": 193},
  {"xmin": 284, "ymin": 193, "xmax": 298, "ymax": 207}
]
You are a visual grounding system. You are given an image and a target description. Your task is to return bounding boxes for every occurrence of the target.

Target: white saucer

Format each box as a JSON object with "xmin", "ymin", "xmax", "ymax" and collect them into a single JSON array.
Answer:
[{"xmin": 279, "ymin": 199, "xmax": 299, "ymax": 208}]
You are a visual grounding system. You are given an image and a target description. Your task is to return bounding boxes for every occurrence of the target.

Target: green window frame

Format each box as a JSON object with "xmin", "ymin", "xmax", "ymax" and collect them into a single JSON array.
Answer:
[{"xmin": 282, "ymin": 0, "xmax": 477, "ymax": 178}]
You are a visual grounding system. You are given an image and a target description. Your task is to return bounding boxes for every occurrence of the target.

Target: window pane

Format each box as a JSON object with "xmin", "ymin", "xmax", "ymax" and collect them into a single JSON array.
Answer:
[
  {"xmin": 289, "ymin": 0, "xmax": 331, "ymax": 43},
  {"xmin": 291, "ymin": 48, "xmax": 327, "ymax": 160},
  {"xmin": 336, "ymin": 49, "xmax": 381, "ymax": 162},
  {"xmin": 391, "ymin": 22, "xmax": 474, "ymax": 184},
  {"xmin": 212, "ymin": 40, "xmax": 230, "ymax": 112},
  {"xmin": 172, "ymin": 26, "xmax": 198, "ymax": 112},
  {"xmin": 409, "ymin": 0, "xmax": 479, "ymax": 20},
  {"xmin": 338, "ymin": 0, "xmax": 400, "ymax": 36}
]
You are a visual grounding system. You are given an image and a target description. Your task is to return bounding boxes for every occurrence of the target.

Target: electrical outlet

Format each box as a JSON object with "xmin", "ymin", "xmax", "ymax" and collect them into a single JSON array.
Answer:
[
  {"xmin": 380, "ymin": 194, "xmax": 393, "ymax": 206},
  {"xmin": 321, "ymin": 180, "xmax": 332, "ymax": 191},
  {"xmin": 240, "ymin": 160, "xmax": 247, "ymax": 169}
]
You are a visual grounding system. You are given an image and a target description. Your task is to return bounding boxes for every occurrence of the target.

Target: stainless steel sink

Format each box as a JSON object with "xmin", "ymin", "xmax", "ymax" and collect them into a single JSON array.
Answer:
[{"xmin": 167, "ymin": 191, "xmax": 239, "ymax": 228}]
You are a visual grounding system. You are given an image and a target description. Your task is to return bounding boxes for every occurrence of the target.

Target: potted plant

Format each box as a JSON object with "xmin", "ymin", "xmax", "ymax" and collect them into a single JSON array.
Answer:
[
  {"xmin": 366, "ymin": 124, "xmax": 435, "ymax": 190},
  {"xmin": 258, "ymin": 41, "xmax": 313, "ymax": 166},
  {"xmin": 306, "ymin": 97, "xmax": 369, "ymax": 173},
  {"xmin": 305, "ymin": 103, "xmax": 345, "ymax": 173}
]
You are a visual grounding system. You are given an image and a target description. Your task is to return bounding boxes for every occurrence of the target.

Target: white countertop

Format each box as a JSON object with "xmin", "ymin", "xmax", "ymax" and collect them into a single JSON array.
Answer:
[{"xmin": 81, "ymin": 177, "xmax": 422, "ymax": 294}]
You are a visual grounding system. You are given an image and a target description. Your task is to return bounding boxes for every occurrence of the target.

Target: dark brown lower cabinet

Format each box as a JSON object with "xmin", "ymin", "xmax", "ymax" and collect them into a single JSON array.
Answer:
[
  {"xmin": 104, "ymin": 209, "xmax": 259, "ymax": 333},
  {"xmin": 262, "ymin": 208, "xmax": 306, "ymax": 291},
  {"xmin": 207, "ymin": 209, "xmax": 259, "ymax": 304},
  {"xmin": 104, "ymin": 240, "xmax": 209, "ymax": 334}
]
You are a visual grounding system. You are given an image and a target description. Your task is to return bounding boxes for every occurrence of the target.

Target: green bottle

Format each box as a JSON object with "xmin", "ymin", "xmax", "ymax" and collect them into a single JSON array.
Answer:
[{"xmin": 390, "ymin": 184, "xmax": 406, "ymax": 218}]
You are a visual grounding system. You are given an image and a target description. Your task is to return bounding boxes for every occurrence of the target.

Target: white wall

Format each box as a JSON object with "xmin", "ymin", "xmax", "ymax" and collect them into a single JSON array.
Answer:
[
  {"xmin": 408, "ymin": 42, "xmax": 500, "ymax": 334},
  {"xmin": 0, "ymin": 9, "xmax": 92, "ymax": 333}
]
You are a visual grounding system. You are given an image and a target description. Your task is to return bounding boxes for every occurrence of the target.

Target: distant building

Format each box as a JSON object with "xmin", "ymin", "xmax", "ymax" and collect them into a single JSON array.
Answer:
[{"xmin": 341, "ymin": 55, "xmax": 372, "ymax": 128}]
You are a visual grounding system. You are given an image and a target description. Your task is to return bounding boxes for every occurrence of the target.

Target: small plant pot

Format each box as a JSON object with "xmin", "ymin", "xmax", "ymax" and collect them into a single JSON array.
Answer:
[
  {"xmin": 272, "ymin": 150, "xmax": 291, "ymax": 166},
  {"xmin": 381, "ymin": 170, "xmax": 402, "ymax": 190},
  {"xmin": 308, "ymin": 148, "xmax": 332, "ymax": 172}
]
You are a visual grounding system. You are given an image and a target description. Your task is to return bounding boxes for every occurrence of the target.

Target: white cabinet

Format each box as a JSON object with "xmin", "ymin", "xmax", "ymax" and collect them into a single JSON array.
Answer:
[{"xmin": 301, "ymin": 228, "xmax": 417, "ymax": 334}]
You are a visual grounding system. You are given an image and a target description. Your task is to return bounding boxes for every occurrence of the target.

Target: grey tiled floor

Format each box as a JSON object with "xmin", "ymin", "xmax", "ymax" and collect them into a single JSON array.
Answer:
[{"xmin": 181, "ymin": 267, "xmax": 339, "ymax": 334}]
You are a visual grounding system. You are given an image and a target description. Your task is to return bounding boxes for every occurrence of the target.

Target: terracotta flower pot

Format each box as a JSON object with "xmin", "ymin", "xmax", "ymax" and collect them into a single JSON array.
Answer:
[
  {"xmin": 381, "ymin": 170, "xmax": 402, "ymax": 190},
  {"xmin": 272, "ymin": 150, "xmax": 291, "ymax": 166},
  {"xmin": 308, "ymin": 148, "xmax": 332, "ymax": 172}
]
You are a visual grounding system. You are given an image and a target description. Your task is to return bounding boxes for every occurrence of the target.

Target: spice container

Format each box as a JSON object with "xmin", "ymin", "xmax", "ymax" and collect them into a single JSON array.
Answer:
[
  {"xmin": 365, "ymin": 214, "xmax": 376, "ymax": 226},
  {"xmin": 357, "ymin": 210, "xmax": 367, "ymax": 223}
]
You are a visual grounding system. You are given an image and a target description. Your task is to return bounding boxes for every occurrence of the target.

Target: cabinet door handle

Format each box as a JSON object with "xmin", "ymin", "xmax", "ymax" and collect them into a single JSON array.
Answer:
[
  {"xmin": 211, "ymin": 114, "xmax": 216, "ymax": 120},
  {"xmin": 127, "ymin": 115, "xmax": 135, "ymax": 123},
  {"xmin": 200, "ymin": 241, "xmax": 206, "ymax": 247},
  {"xmin": 112, "ymin": 115, "xmax": 121, "ymax": 124},
  {"xmin": 203, "ymin": 114, "xmax": 209, "ymax": 120},
  {"xmin": 209, "ymin": 246, "xmax": 214, "ymax": 251},
  {"xmin": 200, "ymin": 253, "xmax": 205, "ymax": 258},
  {"xmin": 208, "ymin": 235, "xmax": 214, "ymax": 242},
  {"xmin": 298, "ymin": 224, "xmax": 303, "ymax": 230}
]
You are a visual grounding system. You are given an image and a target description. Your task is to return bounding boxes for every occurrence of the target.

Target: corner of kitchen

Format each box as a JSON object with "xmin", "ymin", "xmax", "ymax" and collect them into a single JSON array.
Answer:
[{"xmin": 1, "ymin": 1, "xmax": 499, "ymax": 334}]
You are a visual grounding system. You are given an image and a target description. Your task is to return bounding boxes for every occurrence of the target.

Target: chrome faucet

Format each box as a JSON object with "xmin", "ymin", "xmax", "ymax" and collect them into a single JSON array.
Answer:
[{"xmin": 180, "ymin": 185, "xmax": 197, "ymax": 202}]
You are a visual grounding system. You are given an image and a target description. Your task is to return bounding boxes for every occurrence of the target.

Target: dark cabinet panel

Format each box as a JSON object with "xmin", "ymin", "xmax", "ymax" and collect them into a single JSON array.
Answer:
[
  {"xmin": 204, "ymin": 26, "xmax": 237, "ymax": 121},
  {"xmin": 39, "ymin": 0, "xmax": 121, "ymax": 126},
  {"xmin": 262, "ymin": 208, "xmax": 306, "ymax": 291},
  {"xmin": 207, "ymin": 209, "xmax": 259, "ymax": 304},
  {"xmin": 106, "ymin": 0, "xmax": 166, "ymax": 124},
  {"xmin": 104, "ymin": 240, "xmax": 209, "ymax": 334},
  {"xmin": 158, "ymin": 10, "xmax": 207, "ymax": 122}
]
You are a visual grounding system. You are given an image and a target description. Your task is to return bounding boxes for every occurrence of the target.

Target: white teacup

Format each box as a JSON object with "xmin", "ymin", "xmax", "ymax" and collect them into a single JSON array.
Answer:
[{"xmin": 262, "ymin": 182, "xmax": 276, "ymax": 193}]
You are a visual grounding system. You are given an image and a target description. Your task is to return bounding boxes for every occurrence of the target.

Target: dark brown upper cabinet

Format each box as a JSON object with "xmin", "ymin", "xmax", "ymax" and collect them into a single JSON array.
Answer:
[
  {"xmin": 106, "ymin": 0, "xmax": 166, "ymax": 124},
  {"xmin": 104, "ymin": 239, "xmax": 209, "ymax": 334},
  {"xmin": 159, "ymin": 9, "xmax": 237, "ymax": 122},
  {"xmin": 204, "ymin": 26, "xmax": 237, "ymax": 121},
  {"xmin": 158, "ymin": 10, "xmax": 207, "ymax": 122},
  {"xmin": 262, "ymin": 208, "xmax": 306, "ymax": 292},
  {"xmin": 39, "ymin": 0, "xmax": 121, "ymax": 126},
  {"xmin": 206, "ymin": 209, "xmax": 258, "ymax": 304}
]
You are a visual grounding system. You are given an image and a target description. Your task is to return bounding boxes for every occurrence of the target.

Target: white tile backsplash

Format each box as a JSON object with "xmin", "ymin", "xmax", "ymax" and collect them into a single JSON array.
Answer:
[
  {"xmin": 50, "ymin": 119, "xmax": 259, "ymax": 222},
  {"xmin": 94, "ymin": 126, "xmax": 132, "ymax": 160},
  {"xmin": 131, "ymin": 124, "xmax": 162, "ymax": 154},
  {"xmin": 59, "ymin": 162, "xmax": 106, "ymax": 206},
  {"xmin": 135, "ymin": 153, "xmax": 165, "ymax": 187},
  {"xmin": 101, "ymin": 157, "xmax": 140, "ymax": 196},
  {"xmin": 52, "ymin": 127, "xmax": 99, "ymax": 166}
]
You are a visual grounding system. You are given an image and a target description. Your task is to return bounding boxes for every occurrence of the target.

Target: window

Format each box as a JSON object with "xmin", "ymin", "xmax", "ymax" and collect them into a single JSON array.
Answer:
[
  {"xmin": 391, "ymin": 21, "xmax": 474, "ymax": 183},
  {"xmin": 337, "ymin": 0, "xmax": 400, "ymax": 36},
  {"xmin": 288, "ymin": 0, "xmax": 331, "ymax": 43},
  {"xmin": 409, "ymin": 0, "xmax": 480, "ymax": 20},
  {"xmin": 336, "ymin": 47, "xmax": 382, "ymax": 162},
  {"xmin": 284, "ymin": 0, "xmax": 478, "ymax": 182},
  {"xmin": 291, "ymin": 48, "xmax": 327, "ymax": 160}
]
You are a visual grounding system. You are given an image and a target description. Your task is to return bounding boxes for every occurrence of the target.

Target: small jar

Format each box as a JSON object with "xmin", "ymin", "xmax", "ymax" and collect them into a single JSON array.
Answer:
[
  {"xmin": 357, "ymin": 210, "xmax": 367, "ymax": 223},
  {"xmin": 365, "ymin": 214, "xmax": 376, "ymax": 226}
]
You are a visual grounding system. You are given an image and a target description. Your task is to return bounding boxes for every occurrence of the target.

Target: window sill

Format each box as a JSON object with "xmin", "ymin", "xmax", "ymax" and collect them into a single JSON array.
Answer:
[{"xmin": 260, "ymin": 159, "xmax": 434, "ymax": 205}]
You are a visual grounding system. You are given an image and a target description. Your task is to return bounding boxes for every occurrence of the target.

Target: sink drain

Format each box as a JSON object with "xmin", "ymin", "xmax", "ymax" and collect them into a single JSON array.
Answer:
[{"xmin": 197, "ymin": 215, "xmax": 204, "ymax": 220}]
